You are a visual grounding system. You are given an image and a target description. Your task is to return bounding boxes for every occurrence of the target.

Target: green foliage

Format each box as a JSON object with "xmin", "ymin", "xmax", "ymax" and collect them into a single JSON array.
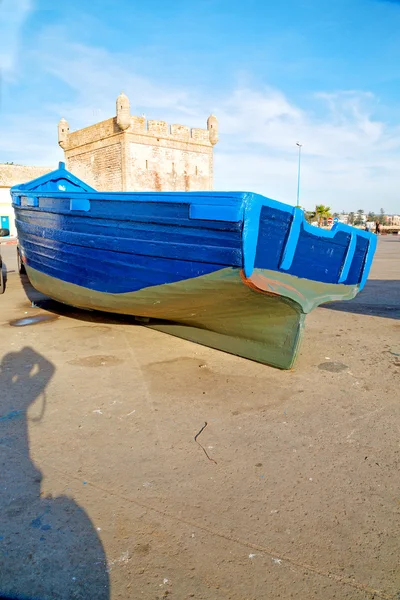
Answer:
[{"xmin": 314, "ymin": 204, "xmax": 332, "ymax": 226}]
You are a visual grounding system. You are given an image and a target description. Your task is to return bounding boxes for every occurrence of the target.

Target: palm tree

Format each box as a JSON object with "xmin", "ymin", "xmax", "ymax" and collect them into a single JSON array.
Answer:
[
  {"xmin": 348, "ymin": 212, "xmax": 355, "ymax": 225},
  {"xmin": 314, "ymin": 204, "xmax": 332, "ymax": 227}
]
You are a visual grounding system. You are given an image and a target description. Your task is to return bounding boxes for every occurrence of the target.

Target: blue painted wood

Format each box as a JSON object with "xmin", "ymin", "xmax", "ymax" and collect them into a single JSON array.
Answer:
[
  {"xmin": 70, "ymin": 198, "xmax": 91, "ymax": 212},
  {"xmin": 279, "ymin": 207, "xmax": 303, "ymax": 271},
  {"xmin": 189, "ymin": 204, "xmax": 243, "ymax": 222},
  {"xmin": 342, "ymin": 234, "xmax": 369, "ymax": 286},
  {"xmin": 11, "ymin": 163, "xmax": 377, "ymax": 296},
  {"xmin": 16, "ymin": 210, "xmax": 241, "ymax": 246},
  {"xmin": 19, "ymin": 235, "xmax": 226, "ymax": 293},
  {"xmin": 359, "ymin": 234, "xmax": 377, "ymax": 290},
  {"xmin": 252, "ymin": 205, "xmax": 293, "ymax": 273},
  {"xmin": 285, "ymin": 226, "xmax": 351, "ymax": 284},
  {"xmin": 252, "ymin": 205, "xmax": 374, "ymax": 288},
  {"xmin": 16, "ymin": 219, "xmax": 241, "ymax": 270},
  {"xmin": 338, "ymin": 233, "xmax": 356, "ymax": 283},
  {"xmin": 14, "ymin": 162, "xmax": 95, "ymax": 193}
]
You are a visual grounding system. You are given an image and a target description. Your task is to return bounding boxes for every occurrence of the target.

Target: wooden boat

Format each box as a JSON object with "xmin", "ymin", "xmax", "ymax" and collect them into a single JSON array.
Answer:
[{"xmin": 11, "ymin": 162, "xmax": 377, "ymax": 369}]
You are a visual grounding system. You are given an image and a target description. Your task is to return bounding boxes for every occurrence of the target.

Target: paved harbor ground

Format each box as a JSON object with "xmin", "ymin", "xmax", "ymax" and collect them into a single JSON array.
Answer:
[{"xmin": 0, "ymin": 237, "xmax": 399, "ymax": 600}]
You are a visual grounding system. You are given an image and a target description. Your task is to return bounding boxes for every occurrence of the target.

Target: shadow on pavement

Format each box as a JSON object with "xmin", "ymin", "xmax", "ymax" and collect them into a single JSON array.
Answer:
[
  {"xmin": 321, "ymin": 280, "xmax": 400, "ymax": 320},
  {"xmin": 0, "ymin": 347, "xmax": 110, "ymax": 600}
]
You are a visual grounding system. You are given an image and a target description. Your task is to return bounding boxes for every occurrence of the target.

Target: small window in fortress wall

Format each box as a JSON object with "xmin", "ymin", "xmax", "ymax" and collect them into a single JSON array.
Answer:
[
  {"xmin": 145, "ymin": 160, "xmax": 148, "ymax": 170},
  {"xmin": 195, "ymin": 166, "xmax": 198, "ymax": 176}
]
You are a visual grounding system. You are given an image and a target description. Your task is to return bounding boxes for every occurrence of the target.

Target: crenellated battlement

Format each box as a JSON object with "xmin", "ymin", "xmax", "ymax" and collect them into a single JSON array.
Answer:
[
  {"xmin": 61, "ymin": 117, "xmax": 214, "ymax": 150},
  {"xmin": 130, "ymin": 118, "xmax": 213, "ymax": 144},
  {"xmin": 59, "ymin": 93, "xmax": 218, "ymax": 150}
]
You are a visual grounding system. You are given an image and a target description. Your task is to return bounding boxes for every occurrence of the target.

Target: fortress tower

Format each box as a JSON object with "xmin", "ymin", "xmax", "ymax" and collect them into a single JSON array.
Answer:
[{"xmin": 58, "ymin": 93, "xmax": 218, "ymax": 192}]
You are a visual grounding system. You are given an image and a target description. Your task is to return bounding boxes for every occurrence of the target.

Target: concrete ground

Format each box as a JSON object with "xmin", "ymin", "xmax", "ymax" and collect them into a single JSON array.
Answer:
[{"xmin": 0, "ymin": 238, "xmax": 399, "ymax": 600}]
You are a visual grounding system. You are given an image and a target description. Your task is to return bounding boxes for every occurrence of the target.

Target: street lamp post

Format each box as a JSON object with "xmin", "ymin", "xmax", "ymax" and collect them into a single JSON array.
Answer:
[{"xmin": 296, "ymin": 142, "xmax": 302, "ymax": 208}]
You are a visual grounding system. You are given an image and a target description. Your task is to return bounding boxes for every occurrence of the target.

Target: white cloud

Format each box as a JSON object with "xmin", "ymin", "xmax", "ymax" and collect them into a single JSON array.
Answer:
[
  {"xmin": 0, "ymin": 0, "xmax": 32, "ymax": 77},
  {"xmin": 2, "ymin": 27, "xmax": 400, "ymax": 213},
  {"xmin": 30, "ymin": 27, "xmax": 202, "ymax": 129},
  {"xmin": 213, "ymin": 88, "xmax": 400, "ymax": 211}
]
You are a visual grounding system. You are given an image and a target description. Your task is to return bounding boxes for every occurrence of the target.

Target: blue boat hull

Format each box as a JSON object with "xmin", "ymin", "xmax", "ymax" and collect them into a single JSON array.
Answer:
[{"xmin": 11, "ymin": 163, "xmax": 377, "ymax": 369}]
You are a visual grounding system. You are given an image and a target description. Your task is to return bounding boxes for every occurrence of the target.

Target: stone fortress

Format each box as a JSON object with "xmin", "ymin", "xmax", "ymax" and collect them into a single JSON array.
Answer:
[{"xmin": 58, "ymin": 92, "xmax": 219, "ymax": 192}]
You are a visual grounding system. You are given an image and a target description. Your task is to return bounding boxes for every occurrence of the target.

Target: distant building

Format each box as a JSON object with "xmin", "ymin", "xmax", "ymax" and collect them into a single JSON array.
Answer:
[
  {"xmin": 337, "ymin": 213, "xmax": 367, "ymax": 225},
  {"xmin": 386, "ymin": 215, "xmax": 400, "ymax": 225},
  {"xmin": 0, "ymin": 164, "xmax": 53, "ymax": 237},
  {"xmin": 58, "ymin": 92, "xmax": 219, "ymax": 192}
]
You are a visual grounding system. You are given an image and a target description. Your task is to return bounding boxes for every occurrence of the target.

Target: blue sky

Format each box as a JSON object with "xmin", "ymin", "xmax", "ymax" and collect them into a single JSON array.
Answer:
[{"xmin": 1, "ymin": 0, "xmax": 400, "ymax": 213}]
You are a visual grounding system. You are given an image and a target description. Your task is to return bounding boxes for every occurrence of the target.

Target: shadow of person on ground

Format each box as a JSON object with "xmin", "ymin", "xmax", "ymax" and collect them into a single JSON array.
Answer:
[
  {"xmin": 0, "ymin": 347, "xmax": 109, "ymax": 600},
  {"xmin": 321, "ymin": 280, "xmax": 400, "ymax": 320}
]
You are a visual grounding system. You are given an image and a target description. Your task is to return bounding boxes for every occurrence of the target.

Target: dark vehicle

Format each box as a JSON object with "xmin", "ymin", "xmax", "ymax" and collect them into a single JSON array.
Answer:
[{"xmin": 0, "ymin": 227, "xmax": 10, "ymax": 293}]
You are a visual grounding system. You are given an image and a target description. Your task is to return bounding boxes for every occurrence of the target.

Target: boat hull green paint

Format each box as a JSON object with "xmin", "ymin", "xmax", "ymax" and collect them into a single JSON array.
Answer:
[{"xmin": 25, "ymin": 265, "xmax": 358, "ymax": 370}]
